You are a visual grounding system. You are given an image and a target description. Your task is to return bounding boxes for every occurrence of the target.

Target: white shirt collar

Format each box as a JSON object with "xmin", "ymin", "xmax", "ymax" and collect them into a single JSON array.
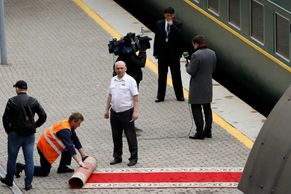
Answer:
[{"xmin": 114, "ymin": 73, "xmax": 127, "ymax": 81}]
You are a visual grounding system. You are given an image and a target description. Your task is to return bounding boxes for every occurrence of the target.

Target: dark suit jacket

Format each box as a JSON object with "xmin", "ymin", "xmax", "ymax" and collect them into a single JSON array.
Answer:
[{"xmin": 153, "ymin": 19, "xmax": 183, "ymax": 60}]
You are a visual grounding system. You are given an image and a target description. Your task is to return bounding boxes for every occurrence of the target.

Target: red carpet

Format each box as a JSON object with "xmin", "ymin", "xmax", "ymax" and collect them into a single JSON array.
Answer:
[
  {"xmin": 87, "ymin": 172, "xmax": 241, "ymax": 183},
  {"xmin": 82, "ymin": 168, "xmax": 242, "ymax": 188}
]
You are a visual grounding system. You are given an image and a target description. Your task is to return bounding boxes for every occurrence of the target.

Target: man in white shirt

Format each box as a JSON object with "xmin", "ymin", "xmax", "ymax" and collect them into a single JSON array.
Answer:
[{"xmin": 104, "ymin": 61, "xmax": 139, "ymax": 166}]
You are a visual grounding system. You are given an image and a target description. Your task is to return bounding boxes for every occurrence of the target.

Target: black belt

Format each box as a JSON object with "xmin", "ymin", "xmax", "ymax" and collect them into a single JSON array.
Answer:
[{"xmin": 111, "ymin": 108, "xmax": 133, "ymax": 114}]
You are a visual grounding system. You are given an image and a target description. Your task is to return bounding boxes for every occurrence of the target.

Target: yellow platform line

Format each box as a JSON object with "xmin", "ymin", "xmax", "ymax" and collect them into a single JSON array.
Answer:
[{"xmin": 73, "ymin": 0, "xmax": 254, "ymax": 149}]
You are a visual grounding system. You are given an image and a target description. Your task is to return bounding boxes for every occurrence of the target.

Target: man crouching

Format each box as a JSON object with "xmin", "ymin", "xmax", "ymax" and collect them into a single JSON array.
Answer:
[{"xmin": 15, "ymin": 112, "xmax": 88, "ymax": 178}]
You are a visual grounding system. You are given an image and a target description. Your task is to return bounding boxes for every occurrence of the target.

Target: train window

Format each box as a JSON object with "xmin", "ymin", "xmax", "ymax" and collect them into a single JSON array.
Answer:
[
  {"xmin": 275, "ymin": 13, "xmax": 289, "ymax": 60},
  {"xmin": 228, "ymin": 0, "xmax": 240, "ymax": 29},
  {"xmin": 251, "ymin": 0, "xmax": 264, "ymax": 44},
  {"xmin": 208, "ymin": 0, "xmax": 219, "ymax": 16}
]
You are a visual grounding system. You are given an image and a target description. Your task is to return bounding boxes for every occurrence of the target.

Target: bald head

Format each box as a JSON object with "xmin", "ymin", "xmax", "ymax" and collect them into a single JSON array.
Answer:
[
  {"xmin": 114, "ymin": 61, "xmax": 127, "ymax": 78},
  {"xmin": 115, "ymin": 61, "xmax": 126, "ymax": 68}
]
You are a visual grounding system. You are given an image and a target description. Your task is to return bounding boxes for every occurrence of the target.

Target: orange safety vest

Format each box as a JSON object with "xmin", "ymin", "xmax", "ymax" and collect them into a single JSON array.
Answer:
[{"xmin": 37, "ymin": 120, "xmax": 71, "ymax": 164}]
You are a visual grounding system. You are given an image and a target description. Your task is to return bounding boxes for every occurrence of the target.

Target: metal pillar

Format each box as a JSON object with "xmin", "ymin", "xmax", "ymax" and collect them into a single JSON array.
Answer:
[{"xmin": 0, "ymin": 0, "xmax": 7, "ymax": 65}]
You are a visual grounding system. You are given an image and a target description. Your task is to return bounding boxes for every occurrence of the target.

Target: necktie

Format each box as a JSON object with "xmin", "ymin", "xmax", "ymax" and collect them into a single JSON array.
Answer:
[
  {"xmin": 166, "ymin": 23, "xmax": 170, "ymax": 42},
  {"xmin": 166, "ymin": 23, "xmax": 170, "ymax": 35}
]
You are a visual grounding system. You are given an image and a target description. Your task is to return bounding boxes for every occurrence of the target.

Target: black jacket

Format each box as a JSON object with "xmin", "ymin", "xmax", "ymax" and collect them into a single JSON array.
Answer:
[
  {"xmin": 2, "ymin": 92, "xmax": 47, "ymax": 135},
  {"xmin": 114, "ymin": 51, "xmax": 146, "ymax": 83},
  {"xmin": 153, "ymin": 19, "xmax": 183, "ymax": 60}
]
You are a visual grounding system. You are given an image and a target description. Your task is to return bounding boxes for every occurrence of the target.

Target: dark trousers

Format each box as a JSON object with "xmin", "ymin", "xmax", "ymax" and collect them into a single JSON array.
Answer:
[
  {"xmin": 157, "ymin": 58, "xmax": 184, "ymax": 100},
  {"xmin": 34, "ymin": 148, "xmax": 71, "ymax": 177},
  {"xmin": 191, "ymin": 103, "xmax": 213, "ymax": 134},
  {"xmin": 110, "ymin": 108, "xmax": 138, "ymax": 162}
]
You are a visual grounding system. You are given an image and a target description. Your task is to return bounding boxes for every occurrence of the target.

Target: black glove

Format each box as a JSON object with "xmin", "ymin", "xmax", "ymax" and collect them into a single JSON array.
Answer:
[{"xmin": 82, "ymin": 156, "xmax": 88, "ymax": 162}]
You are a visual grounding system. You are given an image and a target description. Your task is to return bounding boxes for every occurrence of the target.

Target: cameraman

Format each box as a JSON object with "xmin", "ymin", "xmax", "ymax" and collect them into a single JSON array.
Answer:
[
  {"xmin": 114, "ymin": 50, "xmax": 146, "ymax": 88},
  {"xmin": 110, "ymin": 33, "xmax": 150, "ymax": 89}
]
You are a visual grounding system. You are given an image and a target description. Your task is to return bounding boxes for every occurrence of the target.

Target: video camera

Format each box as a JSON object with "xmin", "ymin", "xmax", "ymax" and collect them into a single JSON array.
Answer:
[{"xmin": 108, "ymin": 32, "xmax": 152, "ymax": 56}]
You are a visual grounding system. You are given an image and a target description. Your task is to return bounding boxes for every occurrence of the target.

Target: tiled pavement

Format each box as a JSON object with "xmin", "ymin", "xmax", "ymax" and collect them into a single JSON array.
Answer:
[{"xmin": 0, "ymin": 0, "xmax": 248, "ymax": 193}]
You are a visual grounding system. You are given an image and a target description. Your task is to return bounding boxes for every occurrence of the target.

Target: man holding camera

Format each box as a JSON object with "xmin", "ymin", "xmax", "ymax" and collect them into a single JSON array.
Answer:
[
  {"xmin": 112, "ymin": 33, "xmax": 150, "ymax": 89},
  {"xmin": 153, "ymin": 7, "xmax": 184, "ymax": 102},
  {"xmin": 115, "ymin": 49, "xmax": 146, "ymax": 89}
]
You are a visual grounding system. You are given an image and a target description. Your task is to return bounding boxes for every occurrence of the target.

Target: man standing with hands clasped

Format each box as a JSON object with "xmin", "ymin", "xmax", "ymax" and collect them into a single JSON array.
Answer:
[
  {"xmin": 104, "ymin": 61, "xmax": 139, "ymax": 166},
  {"xmin": 186, "ymin": 35, "xmax": 216, "ymax": 140},
  {"xmin": 153, "ymin": 7, "xmax": 184, "ymax": 102}
]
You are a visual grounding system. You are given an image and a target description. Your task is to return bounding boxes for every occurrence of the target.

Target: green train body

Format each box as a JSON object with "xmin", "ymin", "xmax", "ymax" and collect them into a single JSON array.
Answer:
[{"xmin": 122, "ymin": 0, "xmax": 291, "ymax": 113}]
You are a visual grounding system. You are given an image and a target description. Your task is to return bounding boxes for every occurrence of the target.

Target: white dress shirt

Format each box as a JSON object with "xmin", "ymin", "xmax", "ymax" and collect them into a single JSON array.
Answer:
[{"xmin": 109, "ymin": 73, "xmax": 138, "ymax": 113}]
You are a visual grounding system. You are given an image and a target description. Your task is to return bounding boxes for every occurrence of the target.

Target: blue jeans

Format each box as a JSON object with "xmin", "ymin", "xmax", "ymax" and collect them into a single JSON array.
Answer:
[{"xmin": 6, "ymin": 131, "xmax": 35, "ymax": 187}]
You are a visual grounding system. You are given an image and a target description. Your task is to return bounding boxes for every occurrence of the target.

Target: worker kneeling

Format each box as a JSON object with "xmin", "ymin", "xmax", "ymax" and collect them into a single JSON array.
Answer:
[{"xmin": 15, "ymin": 112, "xmax": 88, "ymax": 177}]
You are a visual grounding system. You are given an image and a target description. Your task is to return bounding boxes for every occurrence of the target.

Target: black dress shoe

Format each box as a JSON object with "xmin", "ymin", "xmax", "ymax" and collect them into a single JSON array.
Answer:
[
  {"xmin": 110, "ymin": 158, "xmax": 122, "ymax": 165},
  {"xmin": 15, "ymin": 163, "xmax": 25, "ymax": 178},
  {"xmin": 155, "ymin": 98, "xmax": 164, "ymax": 103},
  {"xmin": 177, "ymin": 97, "xmax": 185, "ymax": 101},
  {"xmin": 127, "ymin": 161, "xmax": 137, "ymax": 166},
  {"xmin": 25, "ymin": 185, "xmax": 32, "ymax": 191},
  {"xmin": 204, "ymin": 132, "xmax": 212, "ymax": 138},
  {"xmin": 189, "ymin": 133, "xmax": 205, "ymax": 140},
  {"xmin": 0, "ymin": 177, "xmax": 13, "ymax": 187},
  {"xmin": 57, "ymin": 166, "xmax": 74, "ymax": 173}
]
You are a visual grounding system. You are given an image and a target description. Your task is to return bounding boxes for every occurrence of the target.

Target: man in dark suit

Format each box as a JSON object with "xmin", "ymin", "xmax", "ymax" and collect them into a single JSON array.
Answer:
[
  {"xmin": 153, "ymin": 7, "xmax": 184, "ymax": 102},
  {"xmin": 186, "ymin": 35, "xmax": 216, "ymax": 140}
]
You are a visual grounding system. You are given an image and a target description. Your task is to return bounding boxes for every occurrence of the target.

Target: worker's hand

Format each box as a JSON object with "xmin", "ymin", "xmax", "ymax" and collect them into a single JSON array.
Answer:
[
  {"xmin": 78, "ymin": 161, "xmax": 88, "ymax": 169},
  {"xmin": 82, "ymin": 156, "xmax": 88, "ymax": 162}
]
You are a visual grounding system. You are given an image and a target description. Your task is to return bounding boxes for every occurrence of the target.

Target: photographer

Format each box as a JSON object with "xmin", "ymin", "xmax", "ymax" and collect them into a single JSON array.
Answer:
[
  {"xmin": 115, "ymin": 50, "xmax": 146, "ymax": 88},
  {"xmin": 110, "ymin": 33, "xmax": 150, "ymax": 88}
]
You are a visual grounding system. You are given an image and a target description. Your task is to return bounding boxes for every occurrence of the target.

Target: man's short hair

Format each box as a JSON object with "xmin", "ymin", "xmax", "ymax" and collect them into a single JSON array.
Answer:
[
  {"xmin": 69, "ymin": 112, "xmax": 84, "ymax": 122},
  {"xmin": 164, "ymin": 7, "xmax": 175, "ymax": 14},
  {"xmin": 192, "ymin": 35, "xmax": 206, "ymax": 44},
  {"xmin": 115, "ymin": 61, "xmax": 126, "ymax": 68}
]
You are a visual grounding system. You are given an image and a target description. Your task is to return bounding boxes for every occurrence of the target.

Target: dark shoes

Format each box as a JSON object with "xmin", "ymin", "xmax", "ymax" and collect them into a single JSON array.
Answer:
[
  {"xmin": 110, "ymin": 158, "xmax": 136, "ymax": 166},
  {"xmin": 1, "ymin": 176, "xmax": 32, "ymax": 190},
  {"xmin": 15, "ymin": 163, "xmax": 25, "ymax": 178},
  {"xmin": 189, "ymin": 133, "xmax": 205, "ymax": 140},
  {"xmin": 110, "ymin": 158, "xmax": 122, "ymax": 165},
  {"xmin": 0, "ymin": 177, "xmax": 13, "ymax": 187},
  {"xmin": 155, "ymin": 98, "xmax": 164, "ymax": 103},
  {"xmin": 25, "ymin": 185, "xmax": 32, "ymax": 191},
  {"xmin": 57, "ymin": 166, "xmax": 74, "ymax": 174},
  {"xmin": 189, "ymin": 130, "xmax": 212, "ymax": 139},
  {"xmin": 177, "ymin": 97, "xmax": 185, "ymax": 101},
  {"xmin": 127, "ymin": 161, "xmax": 137, "ymax": 166},
  {"xmin": 204, "ymin": 132, "xmax": 212, "ymax": 138}
]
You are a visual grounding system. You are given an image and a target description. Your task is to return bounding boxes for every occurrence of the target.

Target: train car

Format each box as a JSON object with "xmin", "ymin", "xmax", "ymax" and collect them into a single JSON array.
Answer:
[{"xmin": 118, "ymin": 0, "xmax": 291, "ymax": 115}]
